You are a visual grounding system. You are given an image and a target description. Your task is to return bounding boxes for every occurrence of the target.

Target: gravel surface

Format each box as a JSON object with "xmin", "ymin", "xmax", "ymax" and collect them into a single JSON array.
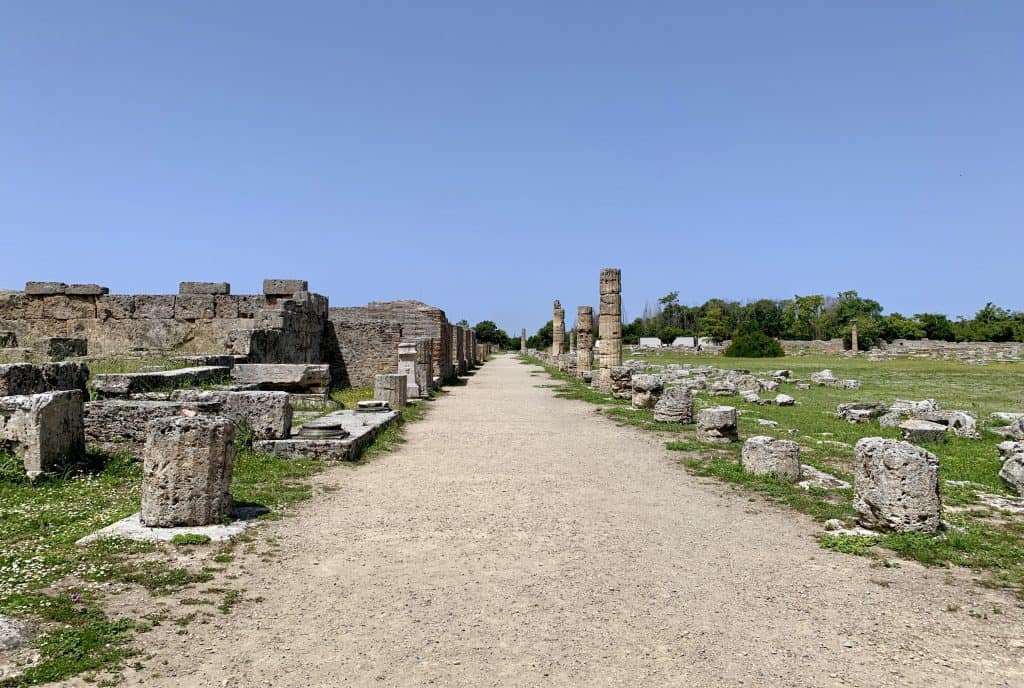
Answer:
[{"xmin": 108, "ymin": 355, "xmax": 1024, "ymax": 687}]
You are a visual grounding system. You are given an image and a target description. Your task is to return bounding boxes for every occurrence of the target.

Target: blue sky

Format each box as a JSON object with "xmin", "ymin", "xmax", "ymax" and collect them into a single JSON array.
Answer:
[{"xmin": 1, "ymin": 2, "xmax": 1021, "ymax": 336}]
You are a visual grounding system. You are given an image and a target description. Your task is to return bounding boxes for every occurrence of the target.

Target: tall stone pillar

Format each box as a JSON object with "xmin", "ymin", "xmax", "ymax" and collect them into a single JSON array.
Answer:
[
  {"xmin": 552, "ymin": 300, "xmax": 565, "ymax": 357},
  {"xmin": 851, "ymin": 319, "xmax": 859, "ymax": 353},
  {"xmin": 598, "ymin": 268, "xmax": 622, "ymax": 391},
  {"xmin": 520, "ymin": 328, "xmax": 526, "ymax": 352},
  {"xmin": 576, "ymin": 306, "xmax": 594, "ymax": 377}
]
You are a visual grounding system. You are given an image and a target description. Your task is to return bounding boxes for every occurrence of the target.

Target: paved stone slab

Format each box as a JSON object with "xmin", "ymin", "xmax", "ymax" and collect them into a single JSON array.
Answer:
[
  {"xmin": 76, "ymin": 506, "xmax": 266, "ymax": 545},
  {"xmin": 91, "ymin": 366, "xmax": 231, "ymax": 398}
]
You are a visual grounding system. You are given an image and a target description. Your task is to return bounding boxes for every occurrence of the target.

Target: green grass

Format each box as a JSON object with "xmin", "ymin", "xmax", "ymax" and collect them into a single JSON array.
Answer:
[
  {"xmin": 170, "ymin": 533, "xmax": 212, "ymax": 546},
  {"xmin": 523, "ymin": 351, "xmax": 1024, "ymax": 595}
]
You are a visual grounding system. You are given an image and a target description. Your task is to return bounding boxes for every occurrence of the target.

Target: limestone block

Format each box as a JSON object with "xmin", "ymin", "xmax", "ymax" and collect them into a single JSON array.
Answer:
[
  {"xmin": 169, "ymin": 390, "xmax": 292, "ymax": 439},
  {"xmin": 774, "ymin": 394, "xmax": 795, "ymax": 406},
  {"xmin": 0, "ymin": 390, "xmax": 85, "ymax": 476},
  {"xmin": 66, "ymin": 284, "xmax": 109, "ymax": 296},
  {"xmin": 0, "ymin": 362, "xmax": 89, "ymax": 396},
  {"xmin": 630, "ymin": 374, "xmax": 663, "ymax": 409},
  {"xmin": 263, "ymin": 279, "xmax": 308, "ymax": 296},
  {"xmin": 140, "ymin": 416, "xmax": 235, "ymax": 527},
  {"xmin": 653, "ymin": 386, "xmax": 693, "ymax": 423},
  {"xmin": 174, "ymin": 294, "xmax": 215, "ymax": 320},
  {"xmin": 397, "ymin": 342, "xmax": 422, "ymax": 398},
  {"xmin": 837, "ymin": 402, "xmax": 888, "ymax": 423},
  {"xmin": 133, "ymin": 295, "xmax": 176, "ymax": 319},
  {"xmin": 853, "ymin": 438, "xmax": 941, "ymax": 532},
  {"xmin": 91, "ymin": 366, "xmax": 231, "ymax": 398},
  {"xmin": 609, "ymin": 365, "xmax": 633, "ymax": 400},
  {"xmin": 230, "ymin": 364, "xmax": 330, "ymax": 393},
  {"xmin": 741, "ymin": 436, "xmax": 802, "ymax": 482},
  {"xmin": 96, "ymin": 295, "xmax": 135, "ymax": 319},
  {"xmin": 917, "ymin": 410, "xmax": 979, "ymax": 439},
  {"xmin": 998, "ymin": 442, "xmax": 1024, "ymax": 495},
  {"xmin": 235, "ymin": 295, "xmax": 263, "ymax": 318},
  {"xmin": 697, "ymin": 405, "xmax": 739, "ymax": 444},
  {"xmin": 32, "ymin": 337, "xmax": 87, "ymax": 360},
  {"xmin": 179, "ymin": 282, "xmax": 230, "ymax": 295},
  {"xmin": 710, "ymin": 380, "xmax": 738, "ymax": 396},
  {"xmin": 374, "ymin": 373, "xmax": 408, "ymax": 409},
  {"xmin": 84, "ymin": 399, "xmax": 221, "ymax": 453},
  {"xmin": 899, "ymin": 419, "xmax": 948, "ymax": 444},
  {"xmin": 24, "ymin": 282, "xmax": 67, "ymax": 295},
  {"xmin": 214, "ymin": 295, "xmax": 239, "ymax": 318}
]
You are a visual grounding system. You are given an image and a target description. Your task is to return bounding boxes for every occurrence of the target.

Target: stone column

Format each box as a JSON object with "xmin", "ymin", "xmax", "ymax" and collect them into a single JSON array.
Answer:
[
  {"xmin": 520, "ymin": 328, "xmax": 526, "ymax": 352},
  {"xmin": 374, "ymin": 373, "xmax": 408, "ymax": 409},
  {"xmin": 850, "ymin": 319, "xmax": 859, "ymax": 353},
  {"xmin": 598, "ymin": 268, "xmax": 622, "ymax": 391},
  {"xmin": 551, "ymin": 300, "xmax": 565, "ymax": 357},
  {"xmin": 140, "ymin": 416, "xmax": 235, "ymax": 527},
  {"xmin": 397, "ymin": 343, "xmax": 421, "ymax": 398},
  {"xmin": 576, "ymin": 306, "xmax": 594, "ymax": 378}
]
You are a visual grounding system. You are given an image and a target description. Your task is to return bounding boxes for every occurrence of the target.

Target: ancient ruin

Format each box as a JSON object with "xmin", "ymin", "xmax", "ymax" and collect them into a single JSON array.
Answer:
[
  {"xmin": 853, "ymin": 438, "xmax": 942, "ymax": 533},
  {"xmin": 551, "ymin": 300, "xmax": 565, "ymax": 357},
  {"xmin": 576, "ymin": 306, "xmax": 593, "ymax": 379},
  {"xmin": 597, "ymin": 268, "xmax": 622, "ymax": 392}
]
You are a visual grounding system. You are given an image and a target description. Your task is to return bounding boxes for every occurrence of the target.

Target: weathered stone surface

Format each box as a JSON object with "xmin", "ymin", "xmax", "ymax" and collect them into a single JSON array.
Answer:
[
  {"xmin": 24, "ymin": 281, "xmax": 67, "ymax": 295},
  {"xmin": 653, "ymin": 386, "xmax": 693, "ymax": 423},
  {"xmin": 174, "ymin": 294, "xmax": 215, "ymax": 320},
  {"xmin": 998, "ymin": 442, "xmax": 1024, "ymax": 495},
  {"xmin": 630, "ymin": 374, "xmax": 663, "ymax": 409},
  {"xmin": 169, "ymin": 390, "xmax": 292, "ymax": 439},
  {"xmin": 990, "ymin": 417, "xmax": 1024, "ymax": 440},
  {"xmin": 254, "ymin": 409, "xmax": 399, "ymax": 461},
  {"xmin": 810, "ymin": 369, "xmax": 861, "ymax": 389},
  {"xmin": 92, "ymin": 366, "xmax": 230, "ymax": 398},
  {"xmin": 262, "ymin": 279, "xmax": 308, "ymax": 296},
  {"xmin": 891, "ymin": 399, "xmax": 943, "ymax": 415},
  {"xmin": 0, "ymin": 390, "xmax": 84, "ymax": 476},
  {"xmin": 140, "ymin": 415, "xmax": 235, "ymax": 527},
  {"xmin": 0, "ymin": 331, "xmax": 16, "ymax": 348},
  {"xmin": 179, "ymin": 282, "xmax": 230, "ymax": 295},
  {"xmin": 608, "ymin": 365, "xmax": 633, "ymax": 400},
  {"xmin": 742, "ymin": 436, "xmax": 802, "ymax": 482},
  {"xmin": 0, "ymin": 362, "xmax": 89, "ymax": 396},
  {"xmin": 32, "ymin": 337, "xmax": 87, "ymax": 360},
  {"xmin": 900, "ymin": 419, "xmax": 948, "ymax": 444},
  {"xmin": 710, "ymin": 380, "xmax": 738, "ymax": 396},
  {"xmin": 837, "ymin": 402, "xmax": 888, "ymax": 423},
  {"xmin": 374, "ymin": 373, "xmax": 408, "ymax": 409},
  {"xmin": 397, "ymin": 342, "xmax": 422, "ymax": 398},
  {"xmin": 96, "ymin": 295, "xmax": 135, "ymax": 319},
  {"xmin": 774, "ymin": 394, "xmax": 796, "ymax": 406},
  {"xmin": 551, "ymin": 300, "xmax": 565, "ymax": 357},
  {"xmin": 66, "ymin": 284, "xmax": 109, "ymax": 296},
  {"xmin": 133, "ymin": 295, "xmax": 176, "ymax": 319},
  {"xmin": 740, "ymin": 390, "xmax": 760, "ymax": 404},
  {"xmin": 84, "ymin": 399, "xmax": 221, "ymax": 453},
  {"xmin": 917, "ymin": 410, "xmax": 979, "ymax": 439},
  {"xmin": 697, "ymin": 405, "xmax": 739, "ymax": 444},
  {"xmin": 992, "ymin": 412, "xmax": 1024, "ymax": 425},
  {"xmin": 0, "ymin": 613, "xmax": 37, "ymax": 651},
  {"xmin": 878, "ymin": 411, "xmax": 902, "ymax": 428},
  {"xmin": 853, "ymin": 438, "xmax": 941, "ymax": 533},
  {"xmin": 597, "ymin": 268, "xmax": 622, "ymax": 392},
  {"xmin": 230, "ymin": 363, "xmax": 329, "ymax": 393},
  {"xmin": 576, "ymin": 306, "xmax": 593, "ymax": 378}
]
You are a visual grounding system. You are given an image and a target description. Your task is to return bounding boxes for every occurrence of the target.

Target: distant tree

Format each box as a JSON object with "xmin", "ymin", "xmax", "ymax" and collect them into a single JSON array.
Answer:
[
  {"xmin": 473, "ymin": 320, "xmax": 512, "ymax": 348},
  {"xmin": 724, "ymin": 327, "xmax": 784, "ymax": 358},
  {"xmin": 455, "ymin": 319, "xmax": 469, "ymax": 327},
  {"xmin": 788, "ymin": 294, "xmax": 826, "ymax": 340},
  {"xmin": 699, "ymin": 304, "xmax": 730, "ymax": 342},
  {"xmin": 526, "ymin": 320, "xmax": 553, "ymax": 350},
  {"xmin": 914, "ymin": 313, "xmax": 955, "ymax": 341}
]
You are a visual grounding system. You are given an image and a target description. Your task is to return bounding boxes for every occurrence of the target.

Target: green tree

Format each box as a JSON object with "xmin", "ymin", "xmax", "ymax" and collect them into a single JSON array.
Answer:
[
  {"xmin": 473, "ymin": 320, "xmax": 512, "ymax": 348},
  {"xmin": 788, "ymin": 294, "xmax": 826, "ymax": 340},
  {"xmin": 526, "ymin": 320, "xmax": 553, "ymax": 350},
  {"xmin": 914, "ymin": 313, "xmax": 955, "ymax": 341}
]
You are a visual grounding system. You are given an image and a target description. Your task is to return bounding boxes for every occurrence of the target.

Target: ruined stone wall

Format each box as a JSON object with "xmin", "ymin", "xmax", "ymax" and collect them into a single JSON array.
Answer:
[
  {"xmin": 325, "ymin": 312, "xmax": 404, "ymax": 388},
  {"xmin": 0, "ymin": 281, "xmax": 325, "ymax": 363},
  {"xmin": 882, "ymin": 339, "xmax": 1024, "ymax": 361},
  {"xmin": 779, "ymin": 339, "xmax": 845, "ymax": 355}
]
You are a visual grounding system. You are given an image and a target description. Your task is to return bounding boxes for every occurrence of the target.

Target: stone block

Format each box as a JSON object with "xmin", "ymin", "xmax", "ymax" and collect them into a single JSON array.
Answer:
[
  {"xmin": 253, "ymin": 409, "xmax": 399, "ymax": 461},
  {"xmin": 174, "ymin": 294, "xmax": 215, "ymax": 320},
  {"xmin": 179, "ymin": 282, "xmax": 230, "ymax": 295},
  {"xmin": 66, "ymin": 284, "xmax": 109, "ymax": 296},
  {"xmin": 24, "ymin": 281, "xmax": 67, "ymax": 295},
  {"xmin": 374, "ymin": 373, "xmax": 408, "ymax": 409},
  {"xmin": 630, "ymin": 374, "xmax": 663, "ymax": 409},
  {"xmin": 235, "ymin": 295, "xmax": 263, "ymax": 318},
  {"xmin": 97, "ymin": 295, "xmax": 135, "ymax": 319},
  {"xmin": 140, "ymin": 416, "xmax": 235, "ymax": 527},
  {"xmin": 32, "ymin": 337, "xmax": 87, "ymax": 360},
  {"xmin": 998, "ymin": 441, "xmax": 1024, "ymax": 496},
  {"xmin": 91, "ymin": 366, "xmax": 231, "ymax": 398},
  {"xmin": 229, "ymin": 364, "xmax": 330, "ymax": 393},
  {"xmin": 697, "ymin": 405, "xmax": 739, "ymax": 444},
  {"xmin": 899, "ymin": 419, "xmax": 947, "ymax": 444},
  {"xmin": 84, "ymin": 399, "xmax": 221, "ymax": 453},
  {"xmin": 262, "ymin": 279, "xmax": 308, "ymax": 297},
  {"xmin": 742, "ymin": 436, "xmax": 802, "ymax": 482},
  {"xmin": 214, "ymin": 295, "xmax": 239, "ymax": 318},
  {"xmin": 133, "ymin": 295, "xmax": 176, "ymax": 319},
  {"xmin": 653, "ymin": 386, "xmax": 693, "ymax": 423},
  {"xmin": 169, "ymin": 390, "xmax": 292, "ymax": 439},
  {"xmin": 0, "ymin": 362, "xmax": 89, "ymax": 396},
  {"xmin": 853, "ymin": 438, "xmax": 941, "ymax": 533},
  {"xmin": 397, "ymin": 342, "xmax": 422, "ymax": 398},
  {"xmin": 0, "ymin": 390, "xmax": 85, "ymax": 477},
  {"xmin": 609, "ymin": 366, "xmax": 633, "ymax": 400}
]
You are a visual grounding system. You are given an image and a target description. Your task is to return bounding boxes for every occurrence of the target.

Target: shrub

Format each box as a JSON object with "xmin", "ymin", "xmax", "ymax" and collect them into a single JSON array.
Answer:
[{"xmin": 724, "ymin": 330, "xmax": 784, "ymax": 358}]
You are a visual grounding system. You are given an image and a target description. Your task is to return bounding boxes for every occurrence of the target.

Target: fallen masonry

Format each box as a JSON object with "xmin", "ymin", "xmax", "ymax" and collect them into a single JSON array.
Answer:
[
  {"xmin": 853, "ymin": 437, "xmax": 942, "ymax": 533},
  {"xmin": 697, "ymin": 406, "xmax": 739, "ymax": 444},
  {"xmin": 91, "ymin": 366, "xmax": 231, "ymax": 398},
  {"xmin": 228, "ymin": 363, "xmax": 330, "ymax": 393},
  {"xmin": 899, "ymin": 418, "xmax": 948, "ymax": 444},
  {"xmin": 374, "ymin": 373, "xmax": 408, "ymax": 409},
  {"xmin": 84, "ymin": 399, "xmax": 221, "ymax": 455},
  {"xmin": 653, "ymin": 386, "xmax": 693, "ymax": 423},
  {"xmin": 0, "ymin": 361, "xmax": 89, "ymax": 396},
  {"xmin": 742, "ymin": 436, "xmax": 802, "ymax": 482},
  {"xmin": 253, "ymin": 409, "xmax": 400, "ymax": 461},
  {"xmin": 169, "ymin": 389, "xmax": 292, "ymax": 439},
  {"xmin": 0, "ymin": 390, "xmax": 85, "ymax": 477},
  {"xmin": 630, "ymin": 374, "xmax": 662, "ymax": 410}
]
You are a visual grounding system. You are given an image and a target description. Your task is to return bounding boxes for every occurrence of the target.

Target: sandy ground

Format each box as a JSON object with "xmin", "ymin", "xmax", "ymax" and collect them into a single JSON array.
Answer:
[{"xmin": 98, "ymin": 355, "xmax": 1024, "ymax": 687}]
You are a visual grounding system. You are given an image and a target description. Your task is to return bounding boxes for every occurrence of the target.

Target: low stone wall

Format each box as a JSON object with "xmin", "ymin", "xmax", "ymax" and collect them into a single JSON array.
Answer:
[
  {"xmin": 880, "ymin": 339, "xmax": 1023, "ymax": 361},
  {"xmin": 779, "ymin": 339, "xmax": 846, "ymax": 355}
]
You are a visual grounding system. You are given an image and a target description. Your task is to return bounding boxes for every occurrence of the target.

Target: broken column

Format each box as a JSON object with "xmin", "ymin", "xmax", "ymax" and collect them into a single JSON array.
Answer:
[
  {"xmin": 741, "ymin": 436, "xmax": 802, "ymax": 482},
  {"xmin": 397, "ymin": 342, "xmax": 422, "ymax": 399},
  {"xmin": 697, "ymin": 406, "xmax": 739, "ymax": 444},
  {"xmin": 520, "ymin": 328, "xmax": 526, "ymax": 352},
  {"xmin": 597, "ymin": 268, "xmax": 622, "ymax": 392},
  {"xmin": 653, "ymin": 386, "xmax": 694, "ymax": 423},
  {"xmin": 851, "ymin": 319, "xmax": 859, "ymax": 352},
  {"xmin": 576, "ymin": 306, "xmax": 594, "ymax": 379},
  {"xmin": 0, "ymin": 390, "xmax": 85, "ymax": 477},
  {"xmin": 853, "ymin": 438, "xmax": 941, "ymax": 533},
  {"xmin": 631, "ymin": 374, "xmax": 663, "ymax": 409},
  {"xmin": 552, "ymin": 300, "xmax": 565, "ymax": 357},
  {"xmin": 374, "ymin": 373, "xmax": 408, "ymax": 409},
  {"xmin": 140, "ymin": 416, "xmax": 235, "ymax": 527}
]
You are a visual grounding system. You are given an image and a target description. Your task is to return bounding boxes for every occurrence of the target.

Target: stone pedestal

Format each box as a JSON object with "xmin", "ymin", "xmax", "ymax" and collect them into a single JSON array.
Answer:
[
  {"xmin": 0, "ymin": 390, "xmax": 85, "ymax": 478},
  {"xmin": 653, "ymin": 386, "xmax": 694, "ymax": 423},
  {"xmin": 576, "ymin": 306, "xmax": 593, "ymax": 378},
  {"xmin": 140, "ymin": 416, "xmax": 235, "ymax": 527},
  {"xmin": 631, "ymin": 374, "xmax": 663, "ymax": 409},
  {"xmin": 853, "ymin": 438, "xmax": 941, "ymax": 533},
  {"xmin": 742, "ymin": 436, "xmax": 802, "ymax": 482},
  {"xmin": 552, "ymin": 300, "xmax": 565, "ymax": 357},
  {"xmin": 597, "ymin": 268, "xmax": 622, "ymax": 392},
  {"xmin": 697, "ymin": 406, "xmax": 739, "ymax": 444},
  {"xmin": 397, "ymin": 343, "xmax": 422, "ymax": 398},
  {"xmin": 374, "ymin": 373, "xmax": 408, "ymax": 409}
]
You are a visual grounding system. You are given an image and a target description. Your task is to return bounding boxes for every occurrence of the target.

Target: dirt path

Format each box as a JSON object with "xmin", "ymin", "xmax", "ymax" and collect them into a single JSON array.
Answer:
[{"xmin": 113, "ymin": 355, "xmax": 1023, "ymax": 687}]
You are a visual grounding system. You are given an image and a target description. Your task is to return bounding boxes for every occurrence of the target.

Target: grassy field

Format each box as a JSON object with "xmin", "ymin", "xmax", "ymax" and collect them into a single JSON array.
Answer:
[
  {"xmin": 0, "ymin": 385, "xmax": 431, "ymax": 686},
  {"xmin": 523, "ymin": 352, "xmax": 1024, "ymax": 597}
]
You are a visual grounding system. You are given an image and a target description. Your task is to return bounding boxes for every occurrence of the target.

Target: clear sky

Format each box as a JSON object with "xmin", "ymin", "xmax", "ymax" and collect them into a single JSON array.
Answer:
[{"xmin": 2, "ymin": 2, "xmax": 1021, "ymax": 336}]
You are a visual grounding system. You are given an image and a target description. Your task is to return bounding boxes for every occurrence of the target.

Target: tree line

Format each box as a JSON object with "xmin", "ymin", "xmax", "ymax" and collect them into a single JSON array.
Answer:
[{"xmin": 510, "ymin": 291, "xmax": 1024, "ymax": 351}]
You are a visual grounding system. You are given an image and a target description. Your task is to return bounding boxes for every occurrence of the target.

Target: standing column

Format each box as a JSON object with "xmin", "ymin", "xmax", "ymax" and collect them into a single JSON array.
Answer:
[
  {"xmin": 552, "ymin": 300, "xmax": 565, "ymax": 357},
  {"xmin": 851, "ymin": 319, "xmax": 859, "ymax": 353},
  {"xmin": 520, "ymin": 328, "xmax": 526, "ymax": 352},
  {"xmin": 577, "ymin": 306, "xmax": 594, "ymax": 378},
  {"xmin": 598, "ymin": 268, "xmax": 622, "ymax": 391}
]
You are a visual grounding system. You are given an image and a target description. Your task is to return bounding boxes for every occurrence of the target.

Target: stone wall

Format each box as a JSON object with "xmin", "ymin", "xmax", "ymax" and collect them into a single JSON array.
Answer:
[
  {"xmin": 881, "ymin": 339, "xmax": 1024, "ymax": 362},
  {"xmin": 779, "ymin": 339, "xmax": 846, "ymax": 355},
  {"xmin": 325, "ymin": 313, "xmax": 404, "ymax": 388}
]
